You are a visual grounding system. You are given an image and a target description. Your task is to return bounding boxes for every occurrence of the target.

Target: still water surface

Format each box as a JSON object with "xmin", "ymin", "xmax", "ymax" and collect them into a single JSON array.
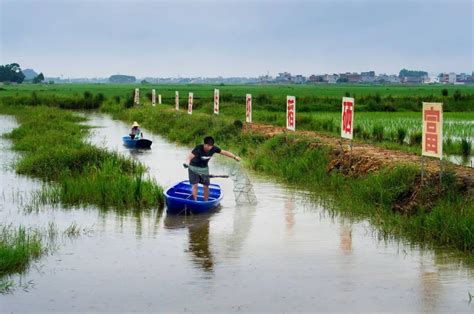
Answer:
[{"xmin": 0, "ymin": 113, "xmax": 472, "ymax": 312}]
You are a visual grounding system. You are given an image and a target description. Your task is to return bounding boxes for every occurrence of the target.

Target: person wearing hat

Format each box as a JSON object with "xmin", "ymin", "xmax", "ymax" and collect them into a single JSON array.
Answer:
[{"xmin": 130, "ymin": 121, "xmax": 143, "ymax": 140}]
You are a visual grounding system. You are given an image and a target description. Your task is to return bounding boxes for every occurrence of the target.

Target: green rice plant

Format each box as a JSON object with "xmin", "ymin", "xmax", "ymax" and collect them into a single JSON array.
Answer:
[
  {"xmin": 397, "ymin": 127, "xmax": 407, "ymax": 145},
  {"xmin": 409, "ymin": 131, "xmax": 422, "ymax": 146},
  {"xmin": 461, "ymin": 138, "xmax": 472, "ymax": 157},
  {"xmin": 372, "ymin": 125, "xmax": 384, "ymax": 142}
]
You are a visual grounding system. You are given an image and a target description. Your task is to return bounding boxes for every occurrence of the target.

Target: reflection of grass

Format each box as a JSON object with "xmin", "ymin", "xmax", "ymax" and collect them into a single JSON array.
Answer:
[
  {"xmin": 0, "ymin": 222, "xmax": 92, "ymax": 294},
  {"xmin": 251, "ymin": 134, "xmax": 474, "ymax": 254},
  {"xmin": 0, "ymin": 105, "xmax": 164, "ymax": 210}
]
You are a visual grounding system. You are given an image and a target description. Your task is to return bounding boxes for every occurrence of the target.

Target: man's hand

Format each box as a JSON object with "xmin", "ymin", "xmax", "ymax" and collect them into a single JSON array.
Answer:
[{"xmin": 234, "ymin": 156, "xmax": 241, "ymax": 162}]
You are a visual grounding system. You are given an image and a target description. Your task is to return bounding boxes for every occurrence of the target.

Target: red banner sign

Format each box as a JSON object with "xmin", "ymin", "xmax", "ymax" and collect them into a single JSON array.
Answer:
[
  {"xmin": 214, "ymin": 89, "xmax": 219, "ymax": 114},
  {"xmin": 341, "ymin": 97, "xmax": 355, "ymax": 139},
  {"xmin": 188, "ymin": 92, "xmax": 193, "ymax": 115},
  {"xmin": 287, "ymin": 96, "xmax": 296, "ymax": 131},
  {"xmin": 422, "ymin": 102, "xmax": 443, "ymax": 159},
  {"xmin": 246, "ymin": 94, "xmax": 252, "ymax": 123}
]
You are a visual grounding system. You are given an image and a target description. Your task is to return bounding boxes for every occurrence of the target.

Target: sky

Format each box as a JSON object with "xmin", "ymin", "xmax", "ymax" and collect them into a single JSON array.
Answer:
[{"xmin": 1, "ymin": 0, "xmax": 472, "ymax": 78}]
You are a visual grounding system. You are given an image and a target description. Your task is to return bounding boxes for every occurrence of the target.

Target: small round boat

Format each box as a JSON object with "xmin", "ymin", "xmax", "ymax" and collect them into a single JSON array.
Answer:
[
  {"xmin": 164, "ymin": 180, "xmax": 223, "ymax": 215},
  {"xmin": 122, "ymin": 135, "xmax": 152, "ymax": 149}
]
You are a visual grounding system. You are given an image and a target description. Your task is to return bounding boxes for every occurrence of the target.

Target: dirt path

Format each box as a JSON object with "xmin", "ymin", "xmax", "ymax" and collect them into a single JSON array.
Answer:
[{"xmin": 244, "ymin": 123, "xmax": 474, "ymax": 192}]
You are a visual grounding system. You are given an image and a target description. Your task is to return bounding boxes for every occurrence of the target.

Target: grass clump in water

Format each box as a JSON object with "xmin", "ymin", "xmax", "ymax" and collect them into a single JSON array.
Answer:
[
  {"xmin": 0, "ymin": 105, "xmax": 164, "ymax": 210},
  {"xmin": 0, "ymin": 226, "xmax": 43, "ymax": 282}
]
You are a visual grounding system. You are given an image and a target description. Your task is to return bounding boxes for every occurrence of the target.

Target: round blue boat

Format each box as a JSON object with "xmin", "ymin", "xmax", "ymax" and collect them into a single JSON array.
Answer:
[
  {"xmin": 164, "ymin": 180, "xmax": 223, "ymax": 214},
  {"xmin": 122, "ymin": 135, "xmax": 152, "ymax": 149}
]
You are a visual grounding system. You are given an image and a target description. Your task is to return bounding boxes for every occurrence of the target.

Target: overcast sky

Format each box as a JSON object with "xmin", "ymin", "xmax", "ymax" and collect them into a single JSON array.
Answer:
[{"xmin": 1, "ymin": 0, "xmax": 472, "ymax": 78}]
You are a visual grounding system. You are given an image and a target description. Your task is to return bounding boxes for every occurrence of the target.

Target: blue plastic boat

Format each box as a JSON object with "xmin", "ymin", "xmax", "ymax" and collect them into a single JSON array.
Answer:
[
  {"xmin": 122, "ymin": 135, "xmax": 152, "ymax": 149},
  {"xmin": 164, "ymin": 180, "xmax": 223, "ymax": 214}
]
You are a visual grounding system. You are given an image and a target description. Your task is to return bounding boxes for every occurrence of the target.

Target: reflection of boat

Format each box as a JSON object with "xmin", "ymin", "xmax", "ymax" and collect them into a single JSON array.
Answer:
[
  {"xmin": 122, "ymin": 135, "xmax": 152, "ymax": 149},
  {"xmin": 164, "ymin": 181, "xmax": 223, "ymax": 215}
]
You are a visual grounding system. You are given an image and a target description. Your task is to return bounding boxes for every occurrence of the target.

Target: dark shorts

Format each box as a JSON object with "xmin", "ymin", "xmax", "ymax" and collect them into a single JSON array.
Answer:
[{"xmin": 188, "ymin": 169, "xmax": 210, "ymax": 186}]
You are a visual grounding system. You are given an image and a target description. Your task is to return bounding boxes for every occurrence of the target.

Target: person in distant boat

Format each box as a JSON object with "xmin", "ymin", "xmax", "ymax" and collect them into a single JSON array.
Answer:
[
  {"xmin": 130, "ymin": 121, "xmax": 144, "ymax": 140},
  {"xmin": 185, "ymin": 136, "xmax": 240, "ymax": 201}
]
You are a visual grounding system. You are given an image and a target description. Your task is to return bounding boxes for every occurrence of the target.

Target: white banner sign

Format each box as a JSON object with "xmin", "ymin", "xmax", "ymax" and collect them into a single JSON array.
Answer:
[
  {"xmin": 246, "ymin": 94, "xmax": 252, "ymax": 123},
  {"xmin": 134, "ymin": 88, "xmax": 140, "ymax": 105},
  {"xmin": 286, "ymin": 96, "xmax": 296, "ymax": 131},
  {"xmin": 175, "ymin": 91, "xmax": 179, "ymax": 110},
  {"xmin": 341, "ymin": 97, "xmax": 355, "ymax": 139},
  {"xmin": 158, "ymin": 94, "xmax": 162, "ymax": 105},
  {"xmin": 151, "ymin": 89, "xmax": 156, "ymax": 106},
  {"xmin": 422, "ymin": 102, "xmax": 443, "ymax": 159},
  {"xmin": 188, "ymin": 92, "xmax": 193, "ymax": 115},
  {"xmin": 214, "ymin": 89, "xmax": 219, "ymax": 114}
]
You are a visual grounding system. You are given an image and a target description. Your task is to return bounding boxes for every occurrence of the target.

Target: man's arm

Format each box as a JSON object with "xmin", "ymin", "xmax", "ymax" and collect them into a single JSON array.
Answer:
[
  {"xmin": 186, "ymin": 153, "xmax": 195, "ymax": 165},
  {"xmin": 220, "ymin": 149, "xmax": 241, "ymax": 161}
]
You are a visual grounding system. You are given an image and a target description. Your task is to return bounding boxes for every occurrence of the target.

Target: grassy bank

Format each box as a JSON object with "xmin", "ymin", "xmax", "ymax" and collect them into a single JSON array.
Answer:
[
  {"xmin": 103, "ymin": 104, "xmax": 474, "ymax": 256},
  {"xmin": 0, "ymin": 104, "xmax": 164, "ymax": 210}
]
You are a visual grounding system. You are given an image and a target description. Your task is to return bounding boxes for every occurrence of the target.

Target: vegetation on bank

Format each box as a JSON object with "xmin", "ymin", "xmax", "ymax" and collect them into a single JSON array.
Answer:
[
  {"xmin": 101, "ymin": 104, "xmax": 474, "ymax": 255},
  {"xmin": 0, "ymin": 104, "xmax": 164, "ymax": 210},
  {"xmin": 1, "ymin": 85, "xmax": 471, "ymax": 156}
]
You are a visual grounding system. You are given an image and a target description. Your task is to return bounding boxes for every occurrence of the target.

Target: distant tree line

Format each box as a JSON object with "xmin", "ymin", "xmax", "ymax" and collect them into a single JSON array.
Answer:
[
  {"xmin": 398, "ymin": 69, "xmax": 428, "ymax": 78},
  {"xmin": 109, "ymin": 75, "xmax": 136, "ymax": 83},
  {"xmin": 0, "ymin": 63, "xmax": 25, "ymax": 83}
]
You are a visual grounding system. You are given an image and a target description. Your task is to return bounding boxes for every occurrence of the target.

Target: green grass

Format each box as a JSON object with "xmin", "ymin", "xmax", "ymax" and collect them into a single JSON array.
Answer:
[
  {"xmin": 0, "ymin": 225, "xmax": 43, "ymax": 290},
  {"xmin": 0, "ymin": 104, "xmax": 164, "ymax": 210}
]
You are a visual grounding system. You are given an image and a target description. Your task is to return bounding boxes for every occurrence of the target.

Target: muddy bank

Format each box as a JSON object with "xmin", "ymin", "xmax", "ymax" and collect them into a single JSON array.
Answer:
[{"xmin": 245, "ymin": 123, "xmax": 474, "ymax": 194}]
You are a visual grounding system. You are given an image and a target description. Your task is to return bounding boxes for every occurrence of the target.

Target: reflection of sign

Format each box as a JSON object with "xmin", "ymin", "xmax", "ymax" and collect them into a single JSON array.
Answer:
[
  {"xmin": 134, "ymin": 88, "xmax": 140, "ymax": 105},
  {"xmin": 188, "ymin": 92, "xmax": 193, "ymax": 115},
  {"xmin": 175, "ymin": 91, "xmax": 179, "ymax": 110},
  {"xmin": 158, "ymin": 94, "xmax": 162, "ymax": 104},
  {"xmin": 152, "ymin": 89, "xmax": 156, "ymax": 106},
  {"xmin": 287, "ymin": 96, "xmax": 296, "ymax": 131},
  {"xmin": 245, "ymin": 94, "xmax": 252, "ymax": 123},
  {"xmin": 422, "ymin": 102, "xmax": 443, "ymax": 159},
  {"xmin": 341, "ymin": 97, "xmax": 355, "ymax": 139},
  {"xmin": 214, "ymin": 89, "xmax": 219, "ymax": 114}
]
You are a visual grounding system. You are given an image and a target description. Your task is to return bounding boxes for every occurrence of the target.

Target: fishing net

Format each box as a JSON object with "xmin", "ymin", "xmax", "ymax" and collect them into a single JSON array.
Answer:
[{"xmin": 229, "ymin": 164, "xmax": 257, "ymax": 205}]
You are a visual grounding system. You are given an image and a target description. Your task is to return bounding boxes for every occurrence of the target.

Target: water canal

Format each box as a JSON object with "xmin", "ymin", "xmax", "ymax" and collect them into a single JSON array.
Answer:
[{"xmin": 1, "ymin": 113, "xmax": 473, "ymax": 312}]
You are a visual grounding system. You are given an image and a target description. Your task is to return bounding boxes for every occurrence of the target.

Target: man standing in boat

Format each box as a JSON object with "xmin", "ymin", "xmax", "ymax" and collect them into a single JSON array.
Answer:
[{"xmin": 185, "ymin": 136, "xmax": 240, "ymax": 201}]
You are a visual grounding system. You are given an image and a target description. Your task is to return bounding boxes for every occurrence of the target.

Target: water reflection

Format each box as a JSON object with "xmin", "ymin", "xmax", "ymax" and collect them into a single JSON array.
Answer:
[
  {"xmin": 420, "ymin": 260, "xmax": 441, "ymax": 313},
  {"xmin": 284, "ymin": 195, "xmax": 295, "ymax": 236},
  {"xmin": 339, "ymin": 223, "xmax": 353, "ymax": 254},
  {"xmin": 164, "ymin": 212, "xmax": 217, "ymax": 273}
]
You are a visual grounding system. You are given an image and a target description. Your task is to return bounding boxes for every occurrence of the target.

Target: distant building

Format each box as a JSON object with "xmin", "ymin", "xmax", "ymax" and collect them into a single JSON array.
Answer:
[
  {"xmin": 361, "ymin": 71, "xmax": 376, "ymax": 83},
  {"xmin": 439, "ymin": 72, "xmax": 457, "ymax": 84},
  {"xmin": 275, "ymin": 72, "xmax": 292, "ymax": 83},
  {"xmin": 376, "ymin": 74, "xmax": 400, "ymax": 84},
  {"xmin": 402, "ymin": 76, "xmax": 424, "ymax": 84},
  {"xmin": 347, "ymin": 73, "xmax": 361, "ymax": 83},
  {"xmin": 307, "ymin": 75, "xmax": 318, "ymax": 83},
  {"xmin": 292, "ymin": 74, "xmax": 306, "ymax": 84},
  {"xmin": 324, "ymin": 74, "xmax": 337, "ymax": 84},
  {"xmin": 259, "ymin": 75, "xmax": 273, "ymax": 83}
]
